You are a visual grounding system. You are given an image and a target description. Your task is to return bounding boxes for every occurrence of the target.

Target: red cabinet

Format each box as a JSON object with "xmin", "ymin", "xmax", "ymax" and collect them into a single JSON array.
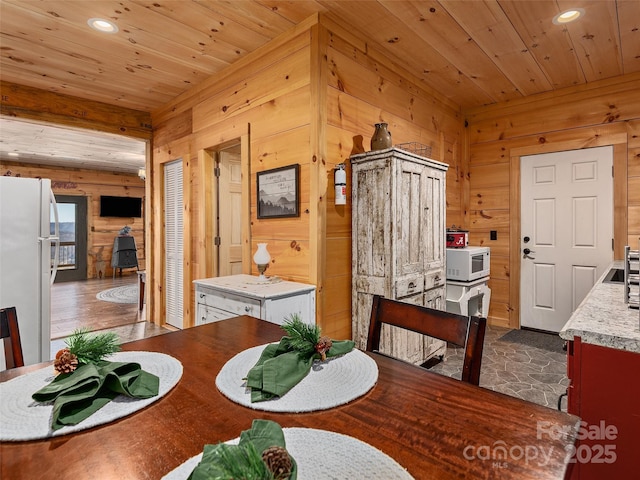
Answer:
[{"xmin": 566, "ymin": 337, "xmax": 640, "ymax": 479}]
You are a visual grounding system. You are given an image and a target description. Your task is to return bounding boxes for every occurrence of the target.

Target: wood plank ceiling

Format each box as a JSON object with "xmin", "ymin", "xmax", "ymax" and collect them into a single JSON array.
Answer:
[{"xmin": 1, "ymin": 0, "xmax": 639, "ymax": 172}]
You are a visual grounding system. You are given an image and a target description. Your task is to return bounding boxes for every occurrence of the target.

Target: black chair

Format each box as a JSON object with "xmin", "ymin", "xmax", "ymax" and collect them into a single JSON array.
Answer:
[
  {"xmin": 1, "ymin": 306, "xmax": 24, "ymax": 369},
  {"xmin": 366, "ymin": 295, "xmax": 486, "ymax": 385}
]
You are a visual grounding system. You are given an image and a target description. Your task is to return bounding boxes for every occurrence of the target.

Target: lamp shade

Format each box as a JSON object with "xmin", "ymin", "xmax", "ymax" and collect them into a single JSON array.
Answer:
[{"xmin": 253, "ymin": 243, "xmax": 271, "ymax": 265}]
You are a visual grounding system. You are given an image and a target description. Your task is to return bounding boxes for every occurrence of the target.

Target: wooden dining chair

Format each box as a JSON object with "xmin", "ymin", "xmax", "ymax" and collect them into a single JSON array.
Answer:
[
  {"xmin": 1, "ymin": 306, "xmax": 25, "ymax": 369},
  {"xmin": 366, "ymin": 295, "xmax": 486, "ymax": 385}
]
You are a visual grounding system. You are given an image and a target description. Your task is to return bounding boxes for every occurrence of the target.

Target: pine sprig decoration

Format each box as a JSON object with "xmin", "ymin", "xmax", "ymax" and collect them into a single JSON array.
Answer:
[
  {"xmin": 281, "ymin": 314, "xmax": 320, "ymax": 355},
  {"xmin": 64, "ymin": 328, "xmax": 121, "ymax": 365}
]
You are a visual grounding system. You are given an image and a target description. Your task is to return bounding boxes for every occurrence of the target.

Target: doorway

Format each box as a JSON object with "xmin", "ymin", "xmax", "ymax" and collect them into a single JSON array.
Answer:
[
  {"xmin": 200, "ymin": 138, "xmax": 250, "ymax": 280},
  {"xmin": 520, "ymin": 146, "xmax": 613, "ymax": 332},
  {"xmin": 53, "ymin": 195, "xmax": 88, "ymax": 282},
  {"xmin": 214, "ymin": 143, "xmax": 243, "ymax": 277}
]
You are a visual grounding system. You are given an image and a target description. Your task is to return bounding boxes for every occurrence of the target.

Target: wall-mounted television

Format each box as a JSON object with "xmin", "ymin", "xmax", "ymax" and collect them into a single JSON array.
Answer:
[{"xmin": 100, "ymin": 196, "xmax": 142, "ymax": 218}]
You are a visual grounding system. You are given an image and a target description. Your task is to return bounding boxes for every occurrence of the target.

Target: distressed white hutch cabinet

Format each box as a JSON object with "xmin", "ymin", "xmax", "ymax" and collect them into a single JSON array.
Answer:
[
  {"xmin": 193, "ymin": 274, "xmax": 316, "ymax": 326},
  {"xmin": 350, "ymin": 147, "xmax": 448, "ymax": 365}
]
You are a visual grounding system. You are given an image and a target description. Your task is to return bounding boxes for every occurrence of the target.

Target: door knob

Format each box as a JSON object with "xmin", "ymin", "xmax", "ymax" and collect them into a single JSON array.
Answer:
[{"xmin": 523, "ymin": 248, "xmax": 536, "ymax": 259}]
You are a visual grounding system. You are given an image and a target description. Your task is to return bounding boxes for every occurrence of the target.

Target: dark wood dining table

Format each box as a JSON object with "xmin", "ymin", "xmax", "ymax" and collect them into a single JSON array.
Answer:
[{"xmin": 1, "ymin": 316, "xmax": 579, "ymax": 479}]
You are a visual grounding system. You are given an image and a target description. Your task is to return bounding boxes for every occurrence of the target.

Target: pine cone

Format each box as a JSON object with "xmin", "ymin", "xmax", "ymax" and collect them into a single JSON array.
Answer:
[
  {"xmin": 54, "ymin": 349, "xmax": 79, "ymax": 375},
  {"xmin": 262, "ymin": 445, "xmax": 292, "ymax": 480},
  {"xmin": 315, "ymin": 336, "xmax": 333, "ymax": 361}
]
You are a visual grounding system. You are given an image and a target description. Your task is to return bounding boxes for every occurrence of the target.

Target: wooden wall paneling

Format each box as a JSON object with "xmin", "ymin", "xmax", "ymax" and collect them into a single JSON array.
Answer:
[
  {"xmin": 469, "ymin": 185, "xmax": 510, "ymax": 211},
  {"xmin": 153, "ymin": 109, "xmax": 193, "ymax": 147},
  {"xmin": 326, "ymin": 46, "xmax": 460, "ymax": 142},
  {"xmin": 326, "ymin": 89, "xmax": 452, "ymax": 162},
  {"xmin": 251, "ymin": 126, "xmax": 312, "ymax": 172},
  {"xmin": 472, "ymin": 230, "xmax": 510, "ymax": 257},
  {"xmin": 192, "ymin": 46, "xmax": 311, "ymax": 132},
  {"xmin": 628, "ymin": 176, "xmax": 640, "ymax": 205},
  {"xmin": 470, "ymin": 124, "xmax": 628, "ymax": 167},
  {"xmin": 0, "ymin": 81, "xmax": 152, "ymax": 139}
]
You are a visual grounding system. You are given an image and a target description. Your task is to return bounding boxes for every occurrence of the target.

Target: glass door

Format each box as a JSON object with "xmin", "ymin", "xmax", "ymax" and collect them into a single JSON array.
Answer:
[{"xmin": 53, "ymin": 195, "xmax": 87, "ymax": 282}]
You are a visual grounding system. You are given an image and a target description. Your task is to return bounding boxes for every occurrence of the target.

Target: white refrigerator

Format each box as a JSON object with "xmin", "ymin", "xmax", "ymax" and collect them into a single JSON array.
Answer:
[{"xmin": 0, "ymin": 176, "xmax": 59, "ymax": 369}]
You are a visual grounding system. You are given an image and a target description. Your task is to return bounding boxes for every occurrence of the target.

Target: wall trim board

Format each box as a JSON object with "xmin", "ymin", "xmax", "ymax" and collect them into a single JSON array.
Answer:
[{"xmin": 310, "ymin": 22, "xmax": 329, "ymax": 331}]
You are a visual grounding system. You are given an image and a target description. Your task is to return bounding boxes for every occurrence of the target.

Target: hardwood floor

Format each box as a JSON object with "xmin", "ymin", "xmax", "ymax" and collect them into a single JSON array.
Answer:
[
  {"xmin": 51, "ymin": 272, "xmax": 143, "ymax": 339},
  {"xmin": 50, "ymin": 273, "xmax": 169, "ymax": 351}
]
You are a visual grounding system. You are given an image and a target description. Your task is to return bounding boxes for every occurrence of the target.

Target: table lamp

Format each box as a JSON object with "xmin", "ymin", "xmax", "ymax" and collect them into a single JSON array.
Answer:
[{"xmin": 253, "ymin": 243, "xmax": 271, "ymax": 281}]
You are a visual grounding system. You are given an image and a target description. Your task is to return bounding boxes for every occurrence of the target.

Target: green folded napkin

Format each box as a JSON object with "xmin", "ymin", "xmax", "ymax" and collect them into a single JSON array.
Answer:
[
  {"xmin": 188, "ymin": 419, "xmax": 297, "ymax": 480},
  {"xmin": 32, "ymin": 361, "xmax": 159, "ymax": 431},
  {"xmin": 246, "ymin": 337, "xmax": 355, "ymax": 402}
]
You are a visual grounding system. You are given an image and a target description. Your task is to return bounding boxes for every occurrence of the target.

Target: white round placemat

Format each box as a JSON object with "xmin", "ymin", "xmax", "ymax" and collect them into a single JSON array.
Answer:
[
  {"xmin": 162, "ymin": 427, "xmax": 414, "ymax": 480},
  {"xmin": 0, "ymin": 351, "xmax": 183, "ymax": 441},
  {"xmin": 215, "ymin": 344, "xmax": 378, "ymax": 412}
]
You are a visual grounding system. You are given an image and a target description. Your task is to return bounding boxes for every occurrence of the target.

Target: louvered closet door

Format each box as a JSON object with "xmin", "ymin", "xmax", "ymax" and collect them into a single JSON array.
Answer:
[{"xmin": 164, "ymin": 160, "xmax": 184, "ymax": 329}]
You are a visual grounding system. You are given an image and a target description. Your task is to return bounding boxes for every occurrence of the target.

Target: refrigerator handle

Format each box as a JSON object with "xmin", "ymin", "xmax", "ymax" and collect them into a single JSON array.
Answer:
[{"xmin": 49, "ymin": 189, "xmax": 60, "ymax": 285}]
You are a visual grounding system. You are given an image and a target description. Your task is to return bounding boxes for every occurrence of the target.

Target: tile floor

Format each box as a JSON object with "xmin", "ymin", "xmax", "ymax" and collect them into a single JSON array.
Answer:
[{"xmin": 428, "ymin": 325, "xmax": 569, "ymax": 411}]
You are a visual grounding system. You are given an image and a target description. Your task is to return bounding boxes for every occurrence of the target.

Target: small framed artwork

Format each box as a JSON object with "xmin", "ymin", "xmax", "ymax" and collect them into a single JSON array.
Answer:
[{"xmin": 257, "ymin": 164, "xmax": 300, "ymax": 219}]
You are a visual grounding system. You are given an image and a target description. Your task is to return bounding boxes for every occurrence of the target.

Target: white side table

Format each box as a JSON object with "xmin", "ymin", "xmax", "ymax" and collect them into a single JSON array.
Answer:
[{"xmin": 193, "ymin": 274, "xmax": 316, "ymax": 326}]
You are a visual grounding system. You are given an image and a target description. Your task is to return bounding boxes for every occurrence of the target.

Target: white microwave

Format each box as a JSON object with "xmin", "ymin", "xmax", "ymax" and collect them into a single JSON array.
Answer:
[{"xmin": 446, "ymin": 246, "xmax": 490, "ymax": 282}]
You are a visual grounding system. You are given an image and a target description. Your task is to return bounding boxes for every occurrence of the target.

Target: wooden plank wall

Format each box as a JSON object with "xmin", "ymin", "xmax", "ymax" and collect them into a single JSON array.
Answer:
[
  {"xmin": 464, "ymin": 72, "xmax": 640, "ymax": 328},
  {"xmin": 0, "ymin": 161, "xmax": 145, "ymax": 278},
  {"xmin": 151, "ymin": 14, "xmax": 465, "ymax": 338}
]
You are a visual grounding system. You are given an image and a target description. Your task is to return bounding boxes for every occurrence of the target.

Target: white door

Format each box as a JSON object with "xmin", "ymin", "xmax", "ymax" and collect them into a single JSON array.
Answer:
[
  {"xmin": 164, "ymin": 160, "xmax": 184, "ymax": 329},
  {"xmin": 520, "ymin": 146, "xmax": 613, "ymax": 332},
  {"xmin": 217, "ymin": 146, "xmax": 243, "ymax": 276}
]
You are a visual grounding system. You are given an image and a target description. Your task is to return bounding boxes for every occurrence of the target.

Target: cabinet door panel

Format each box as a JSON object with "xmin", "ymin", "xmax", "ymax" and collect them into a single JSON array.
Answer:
[
  {"xmin": 397, "ymin": 160, "xmax": 426, "ymax": 277},
  {"xmin": 353, "ymin": 163, "xmax": 391, "ymax": 279}
]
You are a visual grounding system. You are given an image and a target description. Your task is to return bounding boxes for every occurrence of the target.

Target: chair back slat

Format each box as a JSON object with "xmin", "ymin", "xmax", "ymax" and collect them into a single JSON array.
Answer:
[
  {"xmin": 1, "ymin": 307, "xmax": 25, "ymax": 369},
  {"xmin": 366, "ymin": 295, "xmax": 486, "ymax": 385}
]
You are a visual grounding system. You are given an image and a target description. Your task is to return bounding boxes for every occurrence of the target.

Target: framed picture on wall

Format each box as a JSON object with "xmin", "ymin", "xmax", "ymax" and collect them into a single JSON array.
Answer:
[{"xmin": 257, "ymin": 164, "xmax": 300, "ymax": 219}]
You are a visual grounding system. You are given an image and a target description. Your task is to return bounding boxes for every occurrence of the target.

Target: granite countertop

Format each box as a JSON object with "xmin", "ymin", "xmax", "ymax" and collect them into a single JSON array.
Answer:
[{"xmin": 560, "ymin": 261, "xmax": 640, "ymax": 353}]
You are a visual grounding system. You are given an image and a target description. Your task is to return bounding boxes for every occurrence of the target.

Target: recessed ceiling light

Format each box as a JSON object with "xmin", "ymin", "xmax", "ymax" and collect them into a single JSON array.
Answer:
[
  {"xmin": 87, "ymin": 18, "xmax": 119, "ymax": 34},
  {"xmin": 553, "ymin": 8, "xmax": 585, "ymax": 25},
  {"xmin": 7, "ymin": 152, "xmax": 19, "ymax": 157}
]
